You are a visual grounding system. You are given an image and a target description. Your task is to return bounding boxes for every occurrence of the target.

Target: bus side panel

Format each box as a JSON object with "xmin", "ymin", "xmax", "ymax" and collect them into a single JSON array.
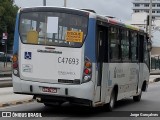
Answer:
[
  {"xmin": 108, "ymin": 63, "xmax": 139, "ymax": 101},
  {"xmin": 84, "ymin": 18, "xmax": 96, "ymax": 63},
  {"xmin": 143, "ymin": 63, "xmax": 149, "ymax": 83},
  {"xmin": 84, "ymin": 18, "xmax": 97, "ymax": 102},
  {"xmin": 13, "ymin": 13, "xmax": 20, "ymax": 54},
  {"xmin": 139, "ymin": 63, "xmax": 149, "ymax": 92}
]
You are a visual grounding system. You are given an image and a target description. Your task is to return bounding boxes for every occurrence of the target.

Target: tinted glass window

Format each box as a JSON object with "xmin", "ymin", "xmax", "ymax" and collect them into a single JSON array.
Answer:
[
  {"xmin": 121, "ymin": 30, "xmax": 129, "ymax": 60},
  {"xmin": 19, "ymin": 12, "xmax": 88, "ymax": 47},
  {"xmin": 110, "ymin": 27, "xmax": 120, "ymax": 60},
  {"xmin": 131, "ymin": 32, "xmax": 138, "ymax": 61}
]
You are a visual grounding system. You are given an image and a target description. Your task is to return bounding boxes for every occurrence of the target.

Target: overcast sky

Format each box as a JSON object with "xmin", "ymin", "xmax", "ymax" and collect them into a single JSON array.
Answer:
[
  {"xmin": 14, "ymin": 0, "xmax": 133, "ymax": 22},
  {"xmin": 13, "ymin": 0, "xmax": 160, "ymax": 46}
]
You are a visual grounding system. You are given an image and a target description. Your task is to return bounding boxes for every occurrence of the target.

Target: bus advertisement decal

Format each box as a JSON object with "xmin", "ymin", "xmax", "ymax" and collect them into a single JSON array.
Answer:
[
  {"xmin": 22, "ymin": 64, "xmax": 33, "ymax": 73},
  {"xmin": 65, "ymin": 31, "xmax": 83, "ymax": 43}
]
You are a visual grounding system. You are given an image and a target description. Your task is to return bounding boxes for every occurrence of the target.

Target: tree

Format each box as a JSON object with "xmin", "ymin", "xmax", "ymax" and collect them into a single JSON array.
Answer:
[{"xmin": 0, "ymin": 0, "xmax": 19, "ymax": 52}]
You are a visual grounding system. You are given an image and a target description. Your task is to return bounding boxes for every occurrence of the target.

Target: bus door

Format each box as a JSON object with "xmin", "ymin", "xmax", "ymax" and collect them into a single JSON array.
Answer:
[
  {"xmin": 95, "ymin": 25, "xmax": 108, "ymax": 102},
  {"xmin": 138, "ymin": 34, "xmax": 144, "ymax": 93}
]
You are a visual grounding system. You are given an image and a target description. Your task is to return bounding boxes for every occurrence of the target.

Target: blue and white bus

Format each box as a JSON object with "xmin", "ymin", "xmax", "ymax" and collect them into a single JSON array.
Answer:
[{"xmin": 12, "ymin": 7, "xmax": 151, "ymax": 111}]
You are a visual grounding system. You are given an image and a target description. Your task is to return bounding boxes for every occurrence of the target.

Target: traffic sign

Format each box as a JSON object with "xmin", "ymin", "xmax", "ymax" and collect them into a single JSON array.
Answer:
[{"xmin": 2, "ymin": 33, "xmax": 8, "ymax": 40}]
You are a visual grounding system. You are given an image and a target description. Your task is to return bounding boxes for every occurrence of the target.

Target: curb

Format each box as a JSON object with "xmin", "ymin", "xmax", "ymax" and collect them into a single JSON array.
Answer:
[
  {"xmin": 0, "ymin": 80, "xmax": 12, "ymax": 88},
  {"xmin": 149, "ymin": 78, "xmax": 160, "ymax": 83},
  {"xmin": 154, "ymin": 78, "xmax": 160, "ymax": 82},
  {"xmin": 0, "ymin": 74, "xmax": 12, "ymax": 77},
  {"xmin": 0, "ymin": 98, "xmax": 34, "ymax": 108}
]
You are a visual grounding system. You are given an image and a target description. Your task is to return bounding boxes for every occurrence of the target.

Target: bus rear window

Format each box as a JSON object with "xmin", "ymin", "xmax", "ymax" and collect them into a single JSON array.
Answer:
[{"xmin": 19, "ymin": 12, "xmax": 88, "ymax": 47}]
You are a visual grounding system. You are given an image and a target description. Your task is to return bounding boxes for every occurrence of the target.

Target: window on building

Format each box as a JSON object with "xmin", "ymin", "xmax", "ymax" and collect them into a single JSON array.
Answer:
[
  {"xmin": 144, "ymin": 4, "xmax": 149, "ymax": 7},
  {"xmin": 135, "ymin": 10, "xmax": 139, "ymax": 13},
  {"xmin": 135, "ymin": 4, "xmax": 140, "ymax": 7},
  {"xmin": 152, "ymin": 4, "xmax": 156, "ymax": 7},
  {"xmin": 157, "ymin": 4, "xmax": 160, "ymax": 7},
  {"xmin": 152, "ymin": 10, "xmax": 155, "ymax": 13},
  {"xmin": 145, "ymin": 10, "xmax": 149, "ymax": 13},
  {"xmin": 157, "ymin": 10, "xmax": 160, "ymax": 13}
]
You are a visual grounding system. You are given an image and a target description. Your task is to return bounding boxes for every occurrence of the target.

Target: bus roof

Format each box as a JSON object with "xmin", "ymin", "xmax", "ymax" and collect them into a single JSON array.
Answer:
[
  {"xmin": 96, "ymin": 14, "xmax": 145, "ymax": 32},
  {"xmin": 19, "ymin": 6, "xmax": 145, "ymax": 33}
]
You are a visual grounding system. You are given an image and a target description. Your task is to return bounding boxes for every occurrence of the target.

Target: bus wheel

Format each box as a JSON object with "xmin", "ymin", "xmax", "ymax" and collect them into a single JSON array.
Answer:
[
  {"xmin": 105, "ymin": 90, "xmax": 116, "ymax": 112},
  {"xmin": 133, "ymin": 91, "xmax": 142, "ymax": 102}
]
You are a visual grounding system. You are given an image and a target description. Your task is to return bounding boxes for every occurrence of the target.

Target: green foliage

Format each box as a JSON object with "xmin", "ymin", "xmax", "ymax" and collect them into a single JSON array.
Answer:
[{"xmin": 0, "ymin": 0, "xmax": 19, "ymax": 51}]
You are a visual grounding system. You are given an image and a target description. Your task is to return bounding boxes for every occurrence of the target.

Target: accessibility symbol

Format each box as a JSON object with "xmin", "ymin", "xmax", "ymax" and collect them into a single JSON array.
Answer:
[{"xmin": 24, "ymin": 52, "xmax": 32, "ymax": 60}]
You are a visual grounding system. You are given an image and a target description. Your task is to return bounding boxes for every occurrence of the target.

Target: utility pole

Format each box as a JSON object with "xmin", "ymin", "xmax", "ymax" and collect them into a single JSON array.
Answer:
[
  {"xmin": 64, "ymin": 0, "xmax": 67, "ymax": 7},
  {"xmin": 149, "ymin": 0, "xmax": 153, "ymax": 72},
  {"xmin": 43, "ymin": 0, "xmax": 46, "ymax": 6},
  {"xmin": 149, "ymin": 0, "xmax": 152, "ymax": 41}
]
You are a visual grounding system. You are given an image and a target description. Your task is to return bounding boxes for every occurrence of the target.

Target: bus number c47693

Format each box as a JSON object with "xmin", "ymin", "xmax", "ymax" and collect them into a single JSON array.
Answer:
[{"xmin": 58, "ymin": 57, "xmax": 79, "ymax": 65}]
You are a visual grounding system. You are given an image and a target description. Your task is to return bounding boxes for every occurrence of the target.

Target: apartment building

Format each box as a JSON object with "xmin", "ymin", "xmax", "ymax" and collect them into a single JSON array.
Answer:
[{"xmin": 133, "ymin": 0, "xmax": 160, "ymax": 19}]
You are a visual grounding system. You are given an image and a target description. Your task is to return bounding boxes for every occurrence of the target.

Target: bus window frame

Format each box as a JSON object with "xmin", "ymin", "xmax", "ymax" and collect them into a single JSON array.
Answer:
[
  {"xmin": 96, "ymin": 20, "xmax": 109, "ymax": 63},
  {"xmin": 120, "ymin": 28, "xmax": 130, "ymax": 62},
  {"xmin": 109, "ymin": 25, "xmax": 122, "ymax": 63},
  {"xmin": 18, "ymin": 10, "xmax": 89, "ymax": 48},
  {"xmin": 130, "ymin": 31, "xmax": 139, "ymax": 63}
]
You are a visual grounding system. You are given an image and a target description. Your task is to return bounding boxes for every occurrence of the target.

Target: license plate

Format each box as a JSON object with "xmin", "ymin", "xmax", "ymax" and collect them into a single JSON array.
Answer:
[{"xmin": 42, "ymin": 87, "xmax": 57, "ymax": 93}]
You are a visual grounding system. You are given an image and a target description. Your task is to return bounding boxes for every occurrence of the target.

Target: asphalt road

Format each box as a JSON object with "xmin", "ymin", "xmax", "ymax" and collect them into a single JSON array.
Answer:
[{"xmin": 0, "ymin": 82, "xmax": 160, "ymax": 120}]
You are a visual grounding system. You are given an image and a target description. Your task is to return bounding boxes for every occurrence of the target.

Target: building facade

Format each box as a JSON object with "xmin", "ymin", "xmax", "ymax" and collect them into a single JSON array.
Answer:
[
  {"xmin": 133, "ymin": 0, "xmax": 160, "ymax": 19},
  {"xmin": 132, "ymin": 0, "xmax": 160, "ymax": 71}
]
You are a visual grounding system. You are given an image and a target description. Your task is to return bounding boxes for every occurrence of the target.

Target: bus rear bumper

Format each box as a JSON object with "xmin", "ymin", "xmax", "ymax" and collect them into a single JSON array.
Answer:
[{"xmin": 12, "ymin": 76, "xmax": 94, "ymax": 106}]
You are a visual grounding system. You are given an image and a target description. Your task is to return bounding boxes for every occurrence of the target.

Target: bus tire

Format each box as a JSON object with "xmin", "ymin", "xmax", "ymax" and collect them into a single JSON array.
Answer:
[
  {"xmin": 105, "ymin": 90, "xmax": 116, "ymax": 112},
  {"xmin": 133, "ymin": 91, "xmax": 142, "ymax": 102}
]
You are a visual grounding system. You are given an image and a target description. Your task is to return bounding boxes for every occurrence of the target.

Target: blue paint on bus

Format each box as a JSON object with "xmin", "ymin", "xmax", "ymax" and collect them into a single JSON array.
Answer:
[
  {"xmin": 13, "ymin": 13, "xmax": 19, "ymax": 54},
  {"xmin": 84, "ymin": 18, "xmax": 96, "ymax": 62}
]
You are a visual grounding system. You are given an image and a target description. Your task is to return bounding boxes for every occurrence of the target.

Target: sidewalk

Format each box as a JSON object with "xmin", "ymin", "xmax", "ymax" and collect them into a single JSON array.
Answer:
[
  {"xmin": 149, "ymin": 75, "xmax": 160, "ymax": 82},
  {"xmin": 150, "ymin": 69, "xmax": 160, "ymax": 75},
  {"xmin": 0, "ymin": 62, "xmax": 33, "ymax": 107},
  {"xmin": 0, "ymin": 62, "xmax": 11, "ymax": 72},
  {"xmin": 0, "ymin": 77, "xmax": 12, "ymax": 88},
  {"xmin": 0, "ymin": 61, "xmax": 12, "ymax": 87},
  {"xmin": 0, "ymin": 87, "xmax": 33, "ymax": 107}
]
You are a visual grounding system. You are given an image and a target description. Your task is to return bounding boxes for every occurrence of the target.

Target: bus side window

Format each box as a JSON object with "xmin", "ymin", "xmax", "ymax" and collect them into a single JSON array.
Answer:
[
  {"xmin": 131, "ymin": 32, "xmax": 138, "ymax": 61},
  {"xmin": 139, "ymin": 35, "xmax": 144, "ymax": 62},
  {"xmin": 143, "ymin": 37, "xmax": 150, "ymax": 67},
  {"xmin": 109, "ymin": 27, "xmax": 120, "ymax": 61},
  {"xmin": 121, "ymin": 29, "xmax": 129, "ymax": 61}
]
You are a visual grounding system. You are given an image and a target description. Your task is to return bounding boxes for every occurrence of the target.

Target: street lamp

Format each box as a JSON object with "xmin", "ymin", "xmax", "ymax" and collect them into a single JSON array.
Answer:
[
  {"xmin": 64, "ymin": 0, "xmax": 67, "ymax": 7},
  {"xmin": 148, "ymin": 0, "xmax": 153, "ymax": 72},
  {"xmin": 149, "ymin": 0, "xmax": 152, "ymax": 41},
  {"xmin": 43, "ymin": 0, "xmax": 46, "ymax": 6}
]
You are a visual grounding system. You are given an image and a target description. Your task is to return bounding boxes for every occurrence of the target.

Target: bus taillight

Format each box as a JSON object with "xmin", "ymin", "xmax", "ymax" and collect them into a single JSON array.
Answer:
[
  {"xmin": 85, "ymin": 61, "xmax": 92, "ymax": 68},
  {"xmin": 12, "ymin": 54, "xmax": 19, "ymax": 76},
  {"xmin": 12, "ymin": 55, "xmax": 18, "ymax": 63},
  {"xmin": 13, "ymin": 63, "xmax": 18, "ymax": 69},
  {"xmin": 83, "ymin": 57, "xmax": 92, "ymax": 83},
  {"xmin": 84, "ymin": 68, "xmax": 91, "ymax": 74}
]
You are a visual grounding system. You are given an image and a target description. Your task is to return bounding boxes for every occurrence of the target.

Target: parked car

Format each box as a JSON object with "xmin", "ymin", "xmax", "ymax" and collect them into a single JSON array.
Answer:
[{"xmin": 0, "ymin": 52, "xmax": 12, "ymax": 62}]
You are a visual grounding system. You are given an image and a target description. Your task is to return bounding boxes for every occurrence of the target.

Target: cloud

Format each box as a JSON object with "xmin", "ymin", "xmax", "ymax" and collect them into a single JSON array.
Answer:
[{"xmin": 14, "ymin": 0, "xmax": 133, "ymax": 21}]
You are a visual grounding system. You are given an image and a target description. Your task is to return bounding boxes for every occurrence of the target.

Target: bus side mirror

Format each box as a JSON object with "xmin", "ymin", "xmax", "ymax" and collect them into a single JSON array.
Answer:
[{"xmin": 147, "ymin": 42, "xmax": 152, "ymax": 52}]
